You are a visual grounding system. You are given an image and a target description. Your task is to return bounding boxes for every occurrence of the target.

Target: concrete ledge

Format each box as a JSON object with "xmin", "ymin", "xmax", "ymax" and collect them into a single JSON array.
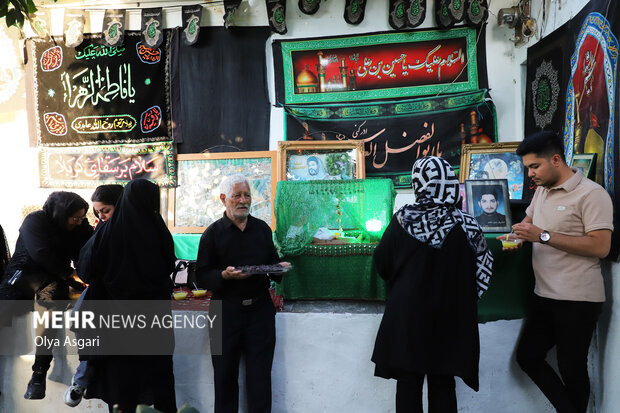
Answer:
[{"xmin": 0, "ymin": 310, "xmax": 559, "ymax": 412}]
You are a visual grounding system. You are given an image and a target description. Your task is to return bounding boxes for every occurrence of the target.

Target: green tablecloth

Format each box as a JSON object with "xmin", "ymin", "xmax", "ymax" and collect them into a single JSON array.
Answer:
[
  {"xmin": 171, "ymin": 233, "xmax": 535, "ymax": 322},
  {"xmin": 275, "ymin": 243, "xmax": 386, "ymax": 301},
  {"xmin": 275, "ymin": 235, "xmax": 534, "ymax": 323}
]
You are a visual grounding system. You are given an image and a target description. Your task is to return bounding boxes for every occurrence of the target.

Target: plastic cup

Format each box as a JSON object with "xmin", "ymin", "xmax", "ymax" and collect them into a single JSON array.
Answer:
[
  {"xmin": 501, "ymin": 240, "xmax": 520, "ymax": 248},
  {"xmin": 192, "ymin": 289, "xmax": 207, "ymax": 298},
  {"xmin": 173, "ymin": 291, "xmax": 188, "ymax": 300}
]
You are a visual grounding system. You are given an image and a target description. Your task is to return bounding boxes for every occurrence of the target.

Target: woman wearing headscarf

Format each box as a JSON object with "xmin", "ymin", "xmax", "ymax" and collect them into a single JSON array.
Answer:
[
  {"xmin": 371, "ymin": 156, "xmax": 493, "ymax": 413},
  {"xmin": 0, "ymin": 191, "xmax": 93, "ymax": 400},
  {"xmin": 64, "ymin": 184, "xmax": 123, "ymax": 408},
  {"xmin": 91, "ymin": 184, "xmax": 124, "ymax": 224},
  {"xmin": 78, "ymin": 179, "xmax": 177, "ymax": 413}
]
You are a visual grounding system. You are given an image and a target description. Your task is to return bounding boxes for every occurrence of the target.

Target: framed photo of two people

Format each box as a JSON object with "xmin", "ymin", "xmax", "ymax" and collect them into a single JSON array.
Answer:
[{"xmin": 464, "ymin": 179, "xmax": 513, "ymax": 233}]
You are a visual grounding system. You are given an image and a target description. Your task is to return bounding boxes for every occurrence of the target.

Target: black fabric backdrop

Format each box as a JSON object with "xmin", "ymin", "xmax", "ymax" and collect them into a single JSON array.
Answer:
[
  {"xmin": 524, "ymin": 0, "xmax": 620, "ymax": 259},
  {"xmin": 524, "ymin": 23, "xmax": 569, "ymax": 139},
  {"xmin": 522, "ymin": 23, "xmax": 570, "ymax": 200},
  {"xmin": 284, "ymin": 90, "xmax": 497, "ymax": 187},
  {"xmin": 170, "ymin": 27, "xmax": 271, "ymax": 153}
]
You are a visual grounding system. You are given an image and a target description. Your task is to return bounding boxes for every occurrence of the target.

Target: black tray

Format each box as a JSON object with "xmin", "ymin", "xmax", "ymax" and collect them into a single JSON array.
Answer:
[{"xmin": 235, "ymin": 264, "xmax": 291, "ymax": 275}]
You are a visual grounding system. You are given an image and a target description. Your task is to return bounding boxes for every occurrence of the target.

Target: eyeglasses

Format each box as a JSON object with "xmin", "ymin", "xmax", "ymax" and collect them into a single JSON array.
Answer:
[{"xmin": 70, "ymin": 215, "xmax": 86, "ymax": 223}]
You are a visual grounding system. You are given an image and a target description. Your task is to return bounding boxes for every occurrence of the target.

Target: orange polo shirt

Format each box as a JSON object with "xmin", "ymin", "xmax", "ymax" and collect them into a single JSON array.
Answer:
[{"xmin": 525, "ymin": 170, "xmax": 613, "ymax": 302}]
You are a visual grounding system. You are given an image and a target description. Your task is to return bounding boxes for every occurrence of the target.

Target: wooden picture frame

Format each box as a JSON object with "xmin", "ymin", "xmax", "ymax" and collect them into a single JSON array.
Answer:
[
  {"xmin": 465, "ymin": 179, "xmax": 513, "ymax": 233},
  {"xmin": 168, "ymin": 151, "xmax": 277, "ymax": 233},
  {"xmin": 277, "ymin": 140, "xmax": 365, "ymax": 181},
  {"xmin": 570, "ymin": 153, "xmax": 597, "ymax": 180},
  {"xmin": 459, "ymin": 142, "xmax": 524, "ymax": 200}
]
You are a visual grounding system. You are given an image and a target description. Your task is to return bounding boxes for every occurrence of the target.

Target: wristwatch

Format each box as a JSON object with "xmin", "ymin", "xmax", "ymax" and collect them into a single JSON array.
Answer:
[{"xmin": 539, "ymin": 230, "xmax": 551, "ymax": 244}]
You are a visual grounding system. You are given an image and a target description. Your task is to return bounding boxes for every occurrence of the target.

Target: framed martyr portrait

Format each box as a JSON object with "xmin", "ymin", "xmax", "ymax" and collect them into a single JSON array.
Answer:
[
  {"xmin": 570, "ymin": 153, "xmax": 597, "ymax": 181},
  {"xmin": 459, "ymin": 142, "xmax": 524, "ymax": 200},
  {"xmin": 465, "ymin": 179, "xmax": 512, "ymax": 233},
  {"xmin": 277, "ymin": 140, "xmax": 365, "ymax": 181},
  {"xmin": 168, "ymin": 151, "xmax": 277, "ymax": 233}
]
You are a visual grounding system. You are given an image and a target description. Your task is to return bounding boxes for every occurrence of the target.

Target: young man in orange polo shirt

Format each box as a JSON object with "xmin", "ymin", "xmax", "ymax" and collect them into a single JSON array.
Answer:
[{"xmin": 499, "ymin": 130, "xmax": 613, "ymax": 413}]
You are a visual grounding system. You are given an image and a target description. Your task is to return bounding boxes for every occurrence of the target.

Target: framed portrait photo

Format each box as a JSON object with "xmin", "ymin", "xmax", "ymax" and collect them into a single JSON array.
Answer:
[
  {"xmin": 168, "ymin": 151, "xmax": 277, "ymax": 233},
  {"xmin": 459, "ymin": 142, "xmax": 524, "ymax": 200},
  {"xmin": 570, "ymin": 153, "xmax": 597, "ymax": 180},
  {"xmin": 277, "ymin": 140, "xmax": 365, "ymax": 181},
  {"xmin": 465, "ymin": 179, "xmax": 512, "ymax": 233}
]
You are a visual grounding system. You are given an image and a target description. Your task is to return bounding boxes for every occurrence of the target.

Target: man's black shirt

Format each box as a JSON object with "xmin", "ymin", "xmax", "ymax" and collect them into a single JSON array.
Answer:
[
  {"xmin": 475, "ymin": 211, "xmax": 506, "ymax": 227},
  {"xmin": 196, "ymin": 213, "xmax": 280, "ymax": 299}
]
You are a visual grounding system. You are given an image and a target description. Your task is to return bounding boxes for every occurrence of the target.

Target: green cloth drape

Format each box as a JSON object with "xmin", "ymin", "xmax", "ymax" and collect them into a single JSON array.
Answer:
[
  {"xmin": 274, "ymin": 179, "xmax": 396, "ymax": 256},
  {"xmin": 273, "ymin": 234, "xmax": 535, "ymax": 323},
  {"xmin": 172, "ymin": 230, "xmax": 535, "ymax": 323}
]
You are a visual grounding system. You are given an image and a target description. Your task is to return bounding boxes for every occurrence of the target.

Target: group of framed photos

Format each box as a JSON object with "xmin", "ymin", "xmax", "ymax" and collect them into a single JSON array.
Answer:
[
  {"xmin": 168, "ymin": 140, "xmax": 599, "ymax": 235},
  {"xmin": 168, "ymin": 141, "xmax": 365, "ymax": 233},
  {"xmin": 459, "ymin": 142, "xmax": 597, "ymax": 233}
]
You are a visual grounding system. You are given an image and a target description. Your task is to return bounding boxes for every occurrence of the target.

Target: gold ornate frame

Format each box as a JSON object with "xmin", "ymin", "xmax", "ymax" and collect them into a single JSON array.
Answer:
[
  {"xmin": 168, "ymin": 151, "xmax": 277, "ymax": 233},
  {"xmin": 277, "ymin": 140, "xmax": 366, "ymax": 181},
  {"xmin": 459, "ymin": 142, "xmax": 522, "ymax": 182}
]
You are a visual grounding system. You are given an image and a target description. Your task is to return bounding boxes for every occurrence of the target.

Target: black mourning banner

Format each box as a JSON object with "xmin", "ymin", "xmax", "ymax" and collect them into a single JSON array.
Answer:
[
  {"xmin": 141, "ymin": 8, "xmax": 164, "ymax": 49},
  {"xmin": 170, "ymin": 27, "xmax": 271, "ymax": 153},
  {"xmin": 224, "ymin": 0, "xmax": 242, "ymax": 28},
  {"xmin": 299, "ymin": 0, "xmax": 321, "ymax": 15},
  {"xmin": 523, "ymin": 22, "xmax": 569, "ymax": 201},
  {"xmin": 63, "ymin": 9, "xmax": 85, "ymax": 48},
  {"xmin": 408, "ymin": 0, "xmax": 427, "ymax": 28},
  {"xmin": 29, "ymin": 10, "xmax": 51, "ymax": 40},
  {"xmin": 266, "ymin": 0, "xmax": 287, "ymax": 34},
  {"xmin": 28, "ymin": 31, "xmax": 171, "ymax": 146},
  {"xmin": 284, "ymin": 89, "xmax": 497, "ymax": 187},
  {"xmin": 435, "ymin": 0, "xmax": 455, "ymax": 29},
  {"xmin": 344, "ymin": 0, "xmax": 367, "ymax": 25},
  {"xmin": 389, "ymin": 0, "xmax": 408, "ymax": 30},
  {"xmin": 102, "ymin": 9, "xmax": 126, "ymax": 47},
  {"xmin": 525, "ymin": 23, "xmax": 569, "ymax": 137},
  {"xmin": 464, "ymin": 0, "xmax": 489, "ymax": 27},
  {"xmin": 182, "ymin": 5, "xmax": 202, "ymax": 45}
]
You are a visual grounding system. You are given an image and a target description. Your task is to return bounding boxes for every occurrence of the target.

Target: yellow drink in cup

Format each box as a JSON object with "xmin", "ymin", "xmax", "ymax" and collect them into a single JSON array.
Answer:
[
  {"xmin": 173, "ymin": 291, "xmax": 188, "ymax": 300},
  {"xmin": 192, "ymin": 289, "xmax": 207, "ymax": 298},
  {"xmin": 501, "ymin": 239, "xmax": 520, "ymax": 248}
]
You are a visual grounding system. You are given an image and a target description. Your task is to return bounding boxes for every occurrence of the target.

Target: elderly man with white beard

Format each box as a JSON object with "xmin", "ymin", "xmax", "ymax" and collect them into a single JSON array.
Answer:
[{"xmin": 196, "ymin": 174, "xmax": 290, "ymax": 413}]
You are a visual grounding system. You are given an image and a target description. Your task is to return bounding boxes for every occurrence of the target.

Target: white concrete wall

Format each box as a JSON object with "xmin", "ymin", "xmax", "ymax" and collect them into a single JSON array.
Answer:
[
  {"xmin": 1, "ymin": 312, "xmax": 554, "ymax": 413},
  {"xmin": 2, "ymin": 0, "xmax": 620, "ymax": 412}
]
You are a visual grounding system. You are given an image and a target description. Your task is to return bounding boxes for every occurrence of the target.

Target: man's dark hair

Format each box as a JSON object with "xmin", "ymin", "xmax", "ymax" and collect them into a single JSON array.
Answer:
[
  {"xmin": 475, "ymin": 186, "xmax": 499, "ymax": 202},
  {"xmin": 516, "ymin": 130, "xmax": 566, "ymax": 162}
]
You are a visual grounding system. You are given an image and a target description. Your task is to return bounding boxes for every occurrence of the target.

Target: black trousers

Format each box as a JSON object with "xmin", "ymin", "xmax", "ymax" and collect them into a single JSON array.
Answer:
[
  {"xmin": 396, "ymin": 374, "xmax": 456, "ymax": 413},
  {"xmin": 516, "ymin": 295, "xmax": 602, "ymax": 413},
  {"xmin": 211, "ymin": 295, "xmax": 276, "ymax": 413}
]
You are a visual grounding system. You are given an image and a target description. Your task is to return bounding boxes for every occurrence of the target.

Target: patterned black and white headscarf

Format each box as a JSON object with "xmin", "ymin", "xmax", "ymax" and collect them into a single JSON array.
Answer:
[{"xmin": 396, "ymin": 156, "xmax": 493, "ymax": 298}]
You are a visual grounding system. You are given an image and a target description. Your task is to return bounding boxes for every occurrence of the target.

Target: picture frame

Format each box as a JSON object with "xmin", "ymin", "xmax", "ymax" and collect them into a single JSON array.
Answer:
[
  {"xmin": 570, "ymin": 153, "xmax": 597, "ymax": 180},
  {"xmin": 459, "ymin": 142, "xmax": 524, "ymax": 200},
  {"xmin": 273, "ymin": 27, "xmax": 482, "ymax": 104},
  {"xmin": 459, "ymin": 183, "xmax": 467, "ymax": 212},
  {"xmin": 277, "ymin": 140, "xmax": 365, "ymax": 181},
  {"xmin": 465, "ymin": 179, "xmax": 513, "ymax": 233},
  {"xmin": 168, "ymin": 151, "xmax": 277, "ymax": 233}
]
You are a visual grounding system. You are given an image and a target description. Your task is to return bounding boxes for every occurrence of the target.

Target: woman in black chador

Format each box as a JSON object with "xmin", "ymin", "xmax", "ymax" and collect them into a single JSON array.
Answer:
[
  {"xmin": 0, "ymin": 223, "xmax": 10, "ymax": 274},
  {"xmin": 0, "ymin": 192, "xmax": 93, "ymax": 400},
  {"xmin": 78, "ymin": 178, "xmax": 177, "ymax": 413},
  {"xmin": 371, "ymin": 156, "xmax": 494, "ymax": 413}
]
